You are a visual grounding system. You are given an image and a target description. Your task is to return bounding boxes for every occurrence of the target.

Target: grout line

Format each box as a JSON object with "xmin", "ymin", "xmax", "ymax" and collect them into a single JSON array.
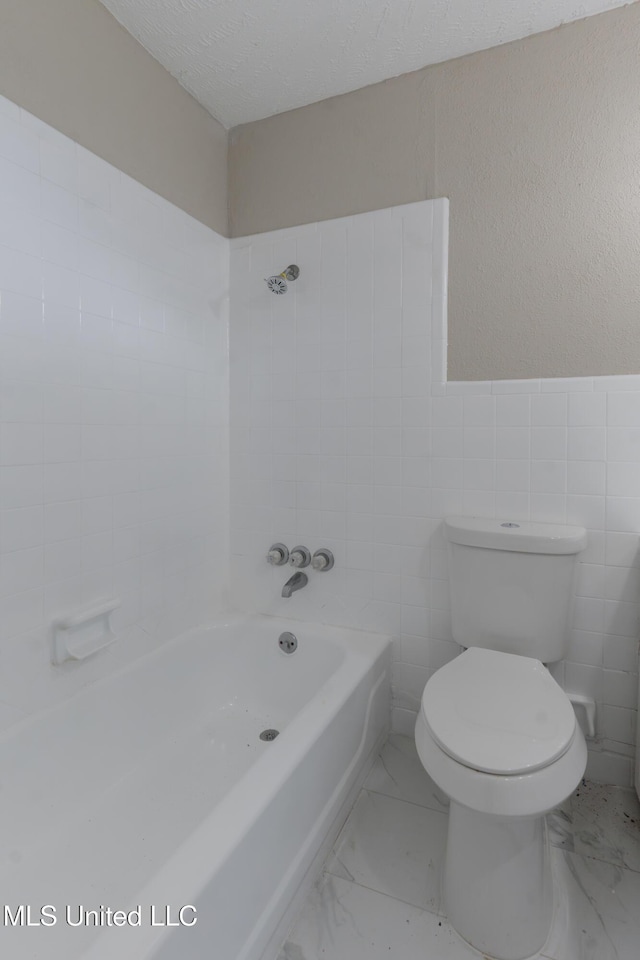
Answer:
[
  {"xmin": 363, "ymin": 782, "xmax": 449, "ymax": 816},
  {"xmin": 321, "ymin": 865, "xmax": 446, "ymax": 920}
]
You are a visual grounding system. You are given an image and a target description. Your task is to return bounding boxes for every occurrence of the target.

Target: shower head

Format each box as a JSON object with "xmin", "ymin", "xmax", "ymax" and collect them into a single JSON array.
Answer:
[
  {"xmin": 265, "ymin": 275, "xmax": 288, "ymax": 295},
  {"xmin": 265, "ymin": 264, "xmax": 300, "ymax": 294}
]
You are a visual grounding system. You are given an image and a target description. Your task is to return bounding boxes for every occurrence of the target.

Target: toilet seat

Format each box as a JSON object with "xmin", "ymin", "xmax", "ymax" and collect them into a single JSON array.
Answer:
[{"xmin": 421, "ymin": 648, "xmax": 576, "ymax": 776}]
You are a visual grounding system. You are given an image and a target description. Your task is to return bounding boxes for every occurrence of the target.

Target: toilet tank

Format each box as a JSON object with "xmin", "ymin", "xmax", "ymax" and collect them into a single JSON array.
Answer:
[{"xmin": 444, "ymin": 517, "xmax": 587, "ymax": 663}]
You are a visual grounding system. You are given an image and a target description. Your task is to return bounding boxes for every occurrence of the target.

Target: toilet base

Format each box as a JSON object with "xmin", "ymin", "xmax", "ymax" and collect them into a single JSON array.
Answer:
[{"xmin": 444, "ymin": 801, "xmax": 552, "ymax": 960}]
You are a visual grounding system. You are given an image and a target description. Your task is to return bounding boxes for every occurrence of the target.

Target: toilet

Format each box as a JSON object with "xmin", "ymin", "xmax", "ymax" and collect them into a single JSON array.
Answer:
[{"xmin": 415, "ymin": 516, "xmax": 588, "ymax": 960}]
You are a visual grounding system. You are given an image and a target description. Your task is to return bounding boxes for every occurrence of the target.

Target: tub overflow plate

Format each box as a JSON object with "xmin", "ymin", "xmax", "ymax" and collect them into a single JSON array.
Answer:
[{"xmin": 278, "ymin": 631, "xmax": 298, "ymax": 654}]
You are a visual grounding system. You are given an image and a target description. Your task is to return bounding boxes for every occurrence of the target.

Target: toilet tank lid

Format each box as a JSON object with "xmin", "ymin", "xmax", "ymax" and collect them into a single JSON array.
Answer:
[{"xmin": 444, "ymin": 516, "xmax": 587, "ymax": 555}]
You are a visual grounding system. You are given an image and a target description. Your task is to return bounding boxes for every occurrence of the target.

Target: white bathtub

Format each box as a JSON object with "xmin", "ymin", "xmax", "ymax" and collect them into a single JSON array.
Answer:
[{"xmin": 0, "ymin": 615, "xmax": 391, "ymax": 960}]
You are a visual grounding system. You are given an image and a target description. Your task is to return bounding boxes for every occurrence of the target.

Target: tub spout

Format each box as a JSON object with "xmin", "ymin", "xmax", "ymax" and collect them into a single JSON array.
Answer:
[{"xmin": 282, "ymin": 571, "xmax": 308, "ymax": 598}]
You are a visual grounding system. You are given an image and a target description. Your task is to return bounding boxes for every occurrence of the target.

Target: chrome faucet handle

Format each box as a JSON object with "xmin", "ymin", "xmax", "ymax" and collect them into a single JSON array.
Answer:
[
  {"xmin": 267, "ymin": 543, "xmax": 289, "ymax": 566},
  {"xmin": 288, "ymin": 546, "xmax": 311, "ymax": 568},
  {"xmin": 311, "ymin": 548, "xmax": 334, "ymax": 571}
]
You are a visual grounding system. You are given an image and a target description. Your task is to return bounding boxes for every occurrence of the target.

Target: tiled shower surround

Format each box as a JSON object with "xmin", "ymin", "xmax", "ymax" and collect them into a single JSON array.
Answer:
[
  {"xmin": 230, "ymin": 200, "xmax": 640, "ymax": 788},
  {"xmin": 0, "ymin": 95, "xmax": 229, "ymax": 724},
  {"xmin": 0, "ymin": 91, "xmax": 638, "ymax": 789}
]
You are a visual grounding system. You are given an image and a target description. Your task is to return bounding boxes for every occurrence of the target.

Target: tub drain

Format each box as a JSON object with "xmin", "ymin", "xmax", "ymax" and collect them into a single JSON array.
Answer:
[{"xmin": 260, "ymin": 729, "xmax": 280, "ymax": 742}]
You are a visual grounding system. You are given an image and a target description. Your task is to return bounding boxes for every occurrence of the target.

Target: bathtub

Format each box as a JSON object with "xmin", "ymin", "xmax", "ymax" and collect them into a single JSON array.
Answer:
[{"xmin": 0, "ymin": 614, "xmax": 391, "ymax": 960}]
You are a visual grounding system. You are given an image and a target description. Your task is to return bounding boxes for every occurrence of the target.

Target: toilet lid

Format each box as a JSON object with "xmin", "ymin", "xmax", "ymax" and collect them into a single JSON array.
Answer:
[{"xmin": 421, "ymin": 648, "xmax": 576, "ymax": 775}]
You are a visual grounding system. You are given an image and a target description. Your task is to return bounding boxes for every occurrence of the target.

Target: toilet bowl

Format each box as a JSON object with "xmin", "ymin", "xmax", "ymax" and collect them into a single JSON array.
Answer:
[
  {"xmin": 414, "ymin": 516, "xmax": 588, "ymax": 960},
  {"xmin": 415, "ymin": 648, "xmax": 587, "ymax": 960}
]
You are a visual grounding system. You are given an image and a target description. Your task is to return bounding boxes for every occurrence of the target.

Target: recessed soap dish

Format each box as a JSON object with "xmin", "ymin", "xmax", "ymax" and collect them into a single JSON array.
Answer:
[{"xmin": 51, "ymin": 597, "xmax": 121, "ymax": 666}]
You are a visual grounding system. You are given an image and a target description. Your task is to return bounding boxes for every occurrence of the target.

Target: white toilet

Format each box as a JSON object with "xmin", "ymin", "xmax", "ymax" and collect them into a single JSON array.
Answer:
[{"xmin": 415, "ymin": 516, "xmax": 588, "ymax": 960}]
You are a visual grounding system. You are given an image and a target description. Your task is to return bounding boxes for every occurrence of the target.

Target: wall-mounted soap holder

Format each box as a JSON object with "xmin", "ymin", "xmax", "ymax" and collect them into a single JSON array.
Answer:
[{"xmin": 51, "ymin": 597, "xmax": 121, "ymax": 666}]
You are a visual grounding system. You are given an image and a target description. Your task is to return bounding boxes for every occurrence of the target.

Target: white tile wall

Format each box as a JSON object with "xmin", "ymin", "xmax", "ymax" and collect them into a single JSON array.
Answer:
[
  {"xmin": 0, "ymin": 95, "xmax": 229, "ymax": 724},
  {"xmin": 2, "ymin": 95, "xmax": 636, "ymax": 788},
  {"xmin": 230, "ymin": 198, "xmax": 640, "ymax": 788}
]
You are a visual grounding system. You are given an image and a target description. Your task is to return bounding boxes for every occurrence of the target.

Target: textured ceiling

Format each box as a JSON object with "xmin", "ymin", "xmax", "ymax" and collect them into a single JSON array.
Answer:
[{"xmin": 98, "ymin": 0, "xmax": 631, "ymax": 128}]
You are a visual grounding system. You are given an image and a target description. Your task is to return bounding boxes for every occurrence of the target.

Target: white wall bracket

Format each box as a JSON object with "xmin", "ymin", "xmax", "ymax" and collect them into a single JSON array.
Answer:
[
  {"xmin": 51, "ymin": 597, "xmax": 121, "ymax": 666},
  {"xmin": 567, "ymin": 692, "xmax": 597, "ymax": 739}
]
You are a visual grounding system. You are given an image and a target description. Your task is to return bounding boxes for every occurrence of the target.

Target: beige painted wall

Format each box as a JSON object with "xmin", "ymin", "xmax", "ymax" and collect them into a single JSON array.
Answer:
[
  {"xmin": 0, "ymin": 0, "xmax": 228, "ymax": 235},
  {"xmin": 229, "ymin": 4, "xmax": 640, "ymax": 381}
]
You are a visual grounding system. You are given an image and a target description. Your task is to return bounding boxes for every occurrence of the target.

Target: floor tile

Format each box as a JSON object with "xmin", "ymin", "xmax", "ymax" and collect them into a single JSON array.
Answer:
[
  {"xmin": 364, "ymin": 733, "xmax": 449, "ymax": 812},
  {"xmin": 326, "ymin": 789, "xmax": 447, "ymax": 912},
  {"xmin": 281, "ymin": 732, "xmax": 640, "ymax": 960},
  {"xmin": 570, "ymin": 780, "xmax": 640, "ymax": 873},
  {"xmin": 279, "ymin": 874, "xmax": 481, "ymax": 960},
  {"xmin": 548, "ymin": 796, "xmax": 576, "ymax": 853},
  {"xmin": 543, "ymin": 847, "xmax": 640, "ymax": 960}
]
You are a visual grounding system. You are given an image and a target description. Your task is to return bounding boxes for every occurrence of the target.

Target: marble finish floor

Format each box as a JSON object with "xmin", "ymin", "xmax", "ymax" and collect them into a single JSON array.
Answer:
[{"xmin": 279, "ymin": 734, "xmax": 640, "ymax": 960}]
